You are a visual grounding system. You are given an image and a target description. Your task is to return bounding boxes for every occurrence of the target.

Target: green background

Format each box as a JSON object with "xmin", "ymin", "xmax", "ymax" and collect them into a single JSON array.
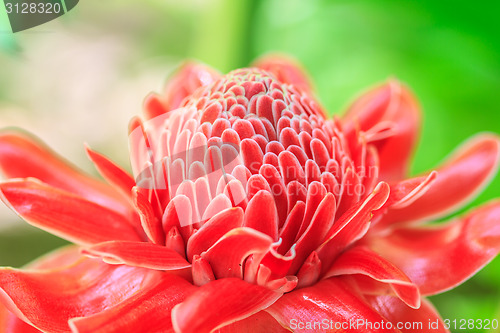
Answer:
[{"xmin": 0, "ymin": 0, "xmax": 499, "ymax": 331}]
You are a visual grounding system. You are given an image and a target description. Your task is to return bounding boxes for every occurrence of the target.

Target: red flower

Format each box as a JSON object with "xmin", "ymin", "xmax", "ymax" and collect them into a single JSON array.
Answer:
[{"xmin": 0, "ymin": 56, "xmax": 499, "ymax": 333}]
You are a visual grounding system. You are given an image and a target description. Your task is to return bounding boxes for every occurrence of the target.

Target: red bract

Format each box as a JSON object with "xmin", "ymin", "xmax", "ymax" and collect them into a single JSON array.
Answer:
[{"xmin": 0, "ymin": 56, "xmax": 499, "ymax": 333}]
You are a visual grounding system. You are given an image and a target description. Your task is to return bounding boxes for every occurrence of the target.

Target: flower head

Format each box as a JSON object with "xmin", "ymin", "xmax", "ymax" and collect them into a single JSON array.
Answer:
[{"xmin": 0, "ymin": 56, "xmax": 499, "ymax": 333}]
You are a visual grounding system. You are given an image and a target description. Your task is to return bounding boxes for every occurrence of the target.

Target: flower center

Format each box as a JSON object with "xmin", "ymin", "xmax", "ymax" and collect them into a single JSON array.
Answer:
[{"xmin": 129, "ymin": 68, "xmax": 377, "ymax": 289}]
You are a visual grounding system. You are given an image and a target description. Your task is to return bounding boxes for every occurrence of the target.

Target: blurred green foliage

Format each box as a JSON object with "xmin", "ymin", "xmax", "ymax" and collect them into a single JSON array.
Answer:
[
  {"xmin": 0, "ymin": 0, "xmax": 499, "ymax": 331},
  {"xmin": 0, "ymin": 226, "xmax": 69, "ymax": 267},
  {"xmin": 0, "ymin": 1, "xmax": 18, "ymax": 53}
]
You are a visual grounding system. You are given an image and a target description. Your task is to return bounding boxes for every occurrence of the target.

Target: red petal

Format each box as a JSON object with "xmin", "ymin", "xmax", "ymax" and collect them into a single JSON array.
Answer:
[
  {"xmin": 258, "ymin": 243, "xmax": 296, "ymax": 284},
  {"xmin": 296, "ymin": 251, "xmax": 321, "ymax": 288},
  {"xmin": 165, "ymin": 226, "xmax": 186, "ymax": 258},
  {"xmin": 0, "ymin": 258, "xmax": 153, "ymax": 332},
  {"xmin": 0, "ymin": 180, "xmax": 141, "ymax": 245},
  {"xmin": 279, "ymin": 151, "xmax": 305, "ymax": 185},
  {"xmin": 192, "ymin": 255, "xmax": 215, "ymax": 286},
  {"xmin": 297, "ymin": 181, "xmax": 328, "ymax": 237},
  {"xmin": 84, "ymin": 145, "xmax": 136, "ymax": 199},
  {"xmin": 368, "ymin": 200, "xmax": 500, "ymax": 295},
  {"xmin": 202, "ymin": 193, "xmax": 233, "ymax": 221},
  {"xmin": 218, "ymin": 311, "xmax": 288, "ymax": 333},
  {"xmin": 385, "ymin": 171, "xmax": 438, "ymax": 210},
  {"xmin": 201, "ymin": 227, "xmax": 273, "ymax": 279},
  {"xmin": 343, "ymin": 81, "xmax": 421, "ymax": 181},
  {"xmin": 379, "ymin": 134, "xmax": 500, "ymax": 225},
  {"xmin": 162, "ymin": 195, "xmax": 194, "ymax": 243},
  {"xmin": 253, "ymin": 55, "xmax": 313, "ymax": 94},
  {"xmin": 288, "ymin": 193, "xmax": 336, "ymax": 275},
  {"xmin": 337, "ymin": 167, "xmax": 362, "ymax": 217},
  {"xmin": 0, "ymin": 304, "xmax": 40, "ymax": 333},
  {"xmin": 82, "ymin": 241, "xmax": 191, "ymax": 271},
  {"xmin": 162, "ymin": 62, "xmax": 220, "ymax": 112},
  {"xmin": 69, "ymin": 274, "xmax": 196, "ymax": 333},
  {"xmin": 241, "ymin": 139, "xmax": 264, "ymax": 175},
  {"xmin": 132, "ymin": 187, "xmax": 164, "ymax": 245},
  {"xmin": 186, "ymin": 207, "xmax": 243, "ymax": 260},
  {"xmin": 243, "ymin": 190, "xmax": 279, "ymax": 241},
  {"xmin": 265, "ymin": 277, "xmax": 400, "ymax": 333},
  {"xmin": 259, "ymin": 164, "xmax": 288, "ymax": 227},
  {"xmin": 277, "ymin": 201, "xmax": 305, "ymax": 254},
  {"xmin": 367, "ymin": 296, "xmax": 449, "ymax": 333},
  {"xmin": 371, "ymin": 172, "xmax": 437, "ymax": 231},
  {"xmin": 325, "ymin": 246, "xmax": 420, "ymax": 309},
  {"xmin": 0, "ymin": 246, "xmax": 83, "ymax": 333},
  {"xmin": 317, "ymin": 182, "xmax": 390, "ymax": 273},
  {"xmin": 0, "ymin": 130, "xmax": 131, "ymax": 217},
  {"xmin": 143, "ymin": 92, "xmax": 169, "ymax": 121},
  {"xmin": 172, "ymin": 278, "xmax": 282, "ymax": 333}
]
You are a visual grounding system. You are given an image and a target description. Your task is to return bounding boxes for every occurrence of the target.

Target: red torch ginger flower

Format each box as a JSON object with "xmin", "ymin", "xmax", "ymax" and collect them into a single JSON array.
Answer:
[{"xmin": 0, "ymin": 56, "xmax": 499, "ymax": 333}]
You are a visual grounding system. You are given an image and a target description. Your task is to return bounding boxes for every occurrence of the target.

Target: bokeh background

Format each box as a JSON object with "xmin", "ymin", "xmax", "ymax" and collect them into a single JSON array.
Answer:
[{"xmin": 0, "ymin": 0, "xmax": 499, "ymax": 331}]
